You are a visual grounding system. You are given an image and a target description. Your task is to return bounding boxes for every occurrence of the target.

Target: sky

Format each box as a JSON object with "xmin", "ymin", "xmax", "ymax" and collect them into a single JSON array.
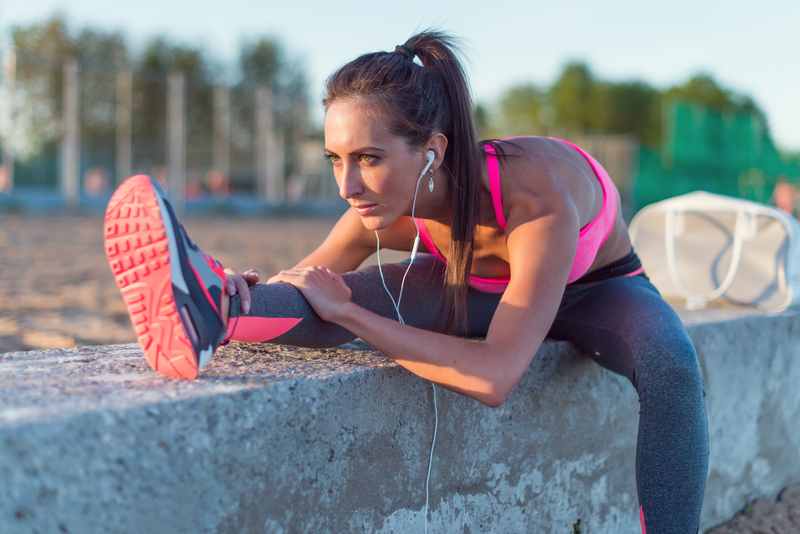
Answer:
[{"xmin": 2, "ymin": 0, "xmax": 798, "ymax": 151}]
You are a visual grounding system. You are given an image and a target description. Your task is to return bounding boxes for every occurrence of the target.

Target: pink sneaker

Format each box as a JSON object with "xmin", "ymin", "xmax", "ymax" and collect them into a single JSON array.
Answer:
[{"xmin": 104, "ymin": 175, "xmax": 228, "ymax": 379}]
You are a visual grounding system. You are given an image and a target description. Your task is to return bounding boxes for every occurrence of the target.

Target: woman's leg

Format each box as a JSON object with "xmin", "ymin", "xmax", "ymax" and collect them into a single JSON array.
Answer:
[
  {"xmin": 548, "ymin": 274, "xmax": 710, "ymax": 534},
  {"xmin": 224, "ymin": 253, "xmax": 504, "ymax": 347}
]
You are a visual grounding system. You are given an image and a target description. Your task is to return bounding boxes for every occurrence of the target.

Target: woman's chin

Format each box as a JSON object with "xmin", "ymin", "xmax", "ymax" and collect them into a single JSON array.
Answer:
[{"xmin": 359, "ymin": 213, "xmax": 394, "ymax": 231}]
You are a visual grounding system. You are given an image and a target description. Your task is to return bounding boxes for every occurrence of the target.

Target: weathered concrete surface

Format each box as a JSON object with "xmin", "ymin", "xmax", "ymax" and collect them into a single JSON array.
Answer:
[{"xmin": 0, "ymin": 309, "xmax": 798, "ymax": 533}]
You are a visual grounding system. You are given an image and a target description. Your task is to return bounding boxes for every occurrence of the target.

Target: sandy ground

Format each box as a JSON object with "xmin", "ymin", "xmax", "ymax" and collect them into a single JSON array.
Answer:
[
  {"xmin": 1, "ymin": 213, "xmax": 798, "ymax": 533},
  {"xmin": 0, "ymin": 212, "xmax": 407, "ymax": 353}
]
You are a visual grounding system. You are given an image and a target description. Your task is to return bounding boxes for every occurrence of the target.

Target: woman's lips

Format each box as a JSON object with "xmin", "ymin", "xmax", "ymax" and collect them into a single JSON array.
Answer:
[{"xmin": 355, "ymin": 203, "xmax": 378, "ymax": 215}]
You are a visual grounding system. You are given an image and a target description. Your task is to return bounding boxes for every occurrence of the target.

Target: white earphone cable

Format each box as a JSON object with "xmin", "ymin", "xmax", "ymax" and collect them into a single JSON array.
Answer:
[{"xmin": 373, "ymin": 152, "xmax": 439, "ymax": 534}]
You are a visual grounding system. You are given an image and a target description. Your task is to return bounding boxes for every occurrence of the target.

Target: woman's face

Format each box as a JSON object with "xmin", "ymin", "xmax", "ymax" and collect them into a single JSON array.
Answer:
[{"xmin": 324, "ymin": 98, "xmax": 425, "ymax": 230}]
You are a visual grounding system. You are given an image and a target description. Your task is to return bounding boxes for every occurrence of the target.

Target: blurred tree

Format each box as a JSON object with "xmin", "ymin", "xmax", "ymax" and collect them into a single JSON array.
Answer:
[
  {"xmin": 6, "ymin": 15, "xmax": 75, "ymax": 186},
  {"xmin": 231, "ymin": 37, "xmax": 310, "ymax": 189},
  {"xmin": 495, "ymin": 83, "xmax": 546, "ymax": 136},
  {"xmin": 549, "ymin": 61, "xmax": 595, "ymax": 135},
  {"xmin": 74, "ymin": 27, "xmax": 129, "ymax": 178},
  {"xmin": 239, "ymin": 39, "xmax": 282, "ymax": 85},
  {"xmin": 657, "ymin": 72, "xmax": 769, "ymax": 155},
  {"xmin": 8, "ymin": 16, "xmax": 73, "ymax": 150},
  {"xmin": 589, "ymin": 80, "xmax": 661, "ymax": 147},
  {"xmin": 132, "ymin": 37, "xmax": 216, "ymax": 175},
  {"xmin": 473, "ymin": 101, "xmax": 491, "ymax": 139},
  {"xmin": 663, "ymin": 73, "xmax": 734, "ymax": 112},
  {"xmin": 4, "ymin": 14, "xmax": 310, "ymax": 193},
  {"xmin": 661, "ymin": 73, "xmax": 768, "ymax": 128}
]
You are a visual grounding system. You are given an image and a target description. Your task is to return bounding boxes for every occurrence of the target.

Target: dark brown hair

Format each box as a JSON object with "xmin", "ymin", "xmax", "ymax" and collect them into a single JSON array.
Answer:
[{"xmin": 323, "ymin": 29, "xmax": 520, "ymax": 336}]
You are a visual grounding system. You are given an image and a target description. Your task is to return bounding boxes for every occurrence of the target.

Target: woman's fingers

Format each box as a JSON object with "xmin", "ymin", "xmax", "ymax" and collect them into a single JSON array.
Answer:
[
  {"xmin": 220, "ymin": 268, "xmax": 255, "ymax": 314},
  {"xmin": 243, "ymin": 269, "xmax": 260, "ymax": 286},
  {"xmin": 223, "ymin": 268, "xmax": 237, "ymax": 295},
  {"xmin": 235, "ymin": 276, "xmax": 251, "ymax": 314}
]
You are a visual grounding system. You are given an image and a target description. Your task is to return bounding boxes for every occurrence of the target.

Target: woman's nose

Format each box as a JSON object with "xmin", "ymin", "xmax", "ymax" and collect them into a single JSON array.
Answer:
[{"xmin": 338, "ymin": 166, "xmax": 364, "ymax": 200}]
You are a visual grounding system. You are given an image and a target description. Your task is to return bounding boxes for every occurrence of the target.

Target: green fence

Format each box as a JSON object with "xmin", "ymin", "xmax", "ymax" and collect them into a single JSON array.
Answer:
[{"xmin": 633, "ymin": 101, "xmax": 800, "ymax": 210}]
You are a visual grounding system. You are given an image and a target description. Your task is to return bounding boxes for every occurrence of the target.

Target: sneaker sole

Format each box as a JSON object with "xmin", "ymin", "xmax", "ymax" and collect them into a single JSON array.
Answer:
[{"xmin": 104, "ymin": 175, "xmax": 200, "ymax": 380}]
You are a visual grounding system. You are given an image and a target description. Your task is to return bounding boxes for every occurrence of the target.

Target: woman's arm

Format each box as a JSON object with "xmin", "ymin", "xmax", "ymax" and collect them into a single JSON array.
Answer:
[
  {"xmin": 331, "ymin": 189, "xmax": 580, "ymax": 407},
  {"xmin": 333, "ymin": 303, "xmax": 504, "ymax": 407}
]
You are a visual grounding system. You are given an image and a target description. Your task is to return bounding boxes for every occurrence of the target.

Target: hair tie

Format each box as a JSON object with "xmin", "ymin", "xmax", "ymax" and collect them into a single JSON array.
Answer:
[{"xmin": 394, "ymin": 44, "xmax": 415, "ymax": 60}]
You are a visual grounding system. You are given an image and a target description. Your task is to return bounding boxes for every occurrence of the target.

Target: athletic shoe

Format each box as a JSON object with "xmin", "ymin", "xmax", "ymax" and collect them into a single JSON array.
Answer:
[{"xmin": 103, "ymin": 175, "xmax": 228, "ymax": 379}]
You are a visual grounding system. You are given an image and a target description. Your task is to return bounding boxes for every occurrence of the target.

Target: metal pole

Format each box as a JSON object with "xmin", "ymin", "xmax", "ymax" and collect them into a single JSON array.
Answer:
[
  {"xmin": 116, "ymin": 70, "xmax": 132, "ymax": 184},
  {"xmin": 255, "ymin": 86, "xmax": 271, "ymax": 202},
  {"xmin": 166, "ymin": 72, "xmax": 186, "ymax": 214},
  {"xmin": 212, "ymin": 85, "xmax": 230, "ymax": 180},
  {"xmin": 60, "ymin": 58, "xmax": 80, "ymax": 208},
  {"xmin": 272, "ymin": 129, "xmax": 285, "ymax": 201},
  {"xmin": 256, "ymin": 86, "xmax": 283, "ymax": 203},
  {"xmin": 1, "ymin": 47, "xmax": 15, "ymax": 191}
]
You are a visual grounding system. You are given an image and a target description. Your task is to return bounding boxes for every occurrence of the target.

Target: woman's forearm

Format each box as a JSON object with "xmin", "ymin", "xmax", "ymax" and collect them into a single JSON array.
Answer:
[{"xmin": 333, "ymin": 301, "xmax": 504, "ymax": 407}]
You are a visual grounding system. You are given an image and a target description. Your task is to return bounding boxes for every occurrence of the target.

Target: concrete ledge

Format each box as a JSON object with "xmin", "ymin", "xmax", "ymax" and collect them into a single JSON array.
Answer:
[{"xmin": 1, "ymin": 309, "xmax": 799, "ymax": 533}]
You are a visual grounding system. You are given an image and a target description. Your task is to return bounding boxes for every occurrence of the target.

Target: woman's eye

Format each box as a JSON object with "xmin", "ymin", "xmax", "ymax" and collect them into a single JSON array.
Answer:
[{"xmin": 324, "ymin": 154, "xmax": 377, "ymax": 164}]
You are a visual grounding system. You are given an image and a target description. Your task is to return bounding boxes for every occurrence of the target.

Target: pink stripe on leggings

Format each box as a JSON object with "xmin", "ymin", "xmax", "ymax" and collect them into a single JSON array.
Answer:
[
  {"xmin": 640, "ymin": 505, "xmax": 647, "ymax": 533},
  {"xmin": 625, "ymin": 266, "xmax": 645, "ymax": 278},
  {"xmin": 225, "ymin": 316, "xmax": 303, "ymax": 343}
]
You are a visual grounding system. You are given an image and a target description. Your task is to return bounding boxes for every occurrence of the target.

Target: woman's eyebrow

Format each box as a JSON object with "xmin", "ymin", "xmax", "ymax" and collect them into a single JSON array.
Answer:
[{"xmin": 324, "ymin": 146, "xmax": 386, "ymax": 155}]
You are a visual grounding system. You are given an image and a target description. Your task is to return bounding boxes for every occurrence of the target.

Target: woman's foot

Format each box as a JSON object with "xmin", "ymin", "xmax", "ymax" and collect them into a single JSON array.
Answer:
[{"xmin": 104, "ymin": 175, "xmax": 229, "ymax": 379}]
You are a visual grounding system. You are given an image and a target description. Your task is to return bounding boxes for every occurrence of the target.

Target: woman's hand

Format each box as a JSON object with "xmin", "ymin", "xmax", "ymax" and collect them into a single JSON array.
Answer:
[
  {"xmin": 223, "ymin": 268, "xmax": 260, "ymax": 314},
  {"xmin": 267, "ymin": 266, "xmax": 353, "ymax": 323}
]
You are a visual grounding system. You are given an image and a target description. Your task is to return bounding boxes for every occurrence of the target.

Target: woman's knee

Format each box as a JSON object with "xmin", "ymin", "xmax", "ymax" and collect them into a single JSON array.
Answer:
[{"xmin": 633, "ymin": 329, "xmax": 706, "ymax": 400}]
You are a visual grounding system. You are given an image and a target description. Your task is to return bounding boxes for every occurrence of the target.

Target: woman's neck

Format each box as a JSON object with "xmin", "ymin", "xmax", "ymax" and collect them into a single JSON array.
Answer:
[
  {"xmin": 409, "ymin": 169, "xmax": 452, "ymax": 224},
  {"xmin": 412, "ymin": 145, "xmax": 496, "ymax": 228}
]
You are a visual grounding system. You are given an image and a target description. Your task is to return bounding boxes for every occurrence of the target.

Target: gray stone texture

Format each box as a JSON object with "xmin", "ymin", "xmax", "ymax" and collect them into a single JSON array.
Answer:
[{"xmin": 1, "ymin": 309, "xmax": 799, "ymax": 533}]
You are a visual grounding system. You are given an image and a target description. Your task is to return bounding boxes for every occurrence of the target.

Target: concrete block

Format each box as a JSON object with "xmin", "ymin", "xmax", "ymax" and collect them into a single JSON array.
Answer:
[{"xmin": 1, "ymin": 309, "xmax": 798, "ymax": 533}]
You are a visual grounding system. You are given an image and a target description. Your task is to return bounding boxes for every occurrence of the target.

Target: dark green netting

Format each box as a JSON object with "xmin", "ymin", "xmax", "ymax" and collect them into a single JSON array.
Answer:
[{"xmin": 633, "ymin": 101, "xmax": 800, "ymax": 211}]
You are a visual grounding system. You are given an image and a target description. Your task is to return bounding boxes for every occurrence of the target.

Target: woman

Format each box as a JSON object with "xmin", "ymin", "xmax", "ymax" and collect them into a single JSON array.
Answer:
[{"xmin": 104, "ymin": 30, "xmax": 709, "ymax": 533}]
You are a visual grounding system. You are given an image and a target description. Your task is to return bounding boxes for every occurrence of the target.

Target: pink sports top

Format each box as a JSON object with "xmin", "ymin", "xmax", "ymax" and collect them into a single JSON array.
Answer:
[{"xmin": 412, "ymin": 137, "xmax": 620, "ymax": 293}]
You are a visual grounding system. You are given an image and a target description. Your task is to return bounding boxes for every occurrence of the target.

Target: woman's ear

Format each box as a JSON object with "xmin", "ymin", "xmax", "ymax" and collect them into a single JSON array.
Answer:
[{"xmin": 426, "ymin": 132, "xmax": 448, "ymax": 167}]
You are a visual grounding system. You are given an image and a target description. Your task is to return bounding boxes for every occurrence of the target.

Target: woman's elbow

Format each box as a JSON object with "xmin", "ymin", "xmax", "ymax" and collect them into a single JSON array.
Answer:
[{"xmin": 481, "ymin": 388, "xmax": 508, "ymax": 408}]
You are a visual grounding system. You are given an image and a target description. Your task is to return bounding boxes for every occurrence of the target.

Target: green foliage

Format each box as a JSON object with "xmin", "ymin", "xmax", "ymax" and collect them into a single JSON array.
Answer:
[
  {"xmin": 132, "ymin": 37, "xmax": 218, "ymax": 172},
  {"xmin": 484, "ymin": 62, "xmax": 769, "ymax": 151},
  {"xmin": 473, "ymin": 102, "xmax": 491, "ymax": 139},
  {"xmin": 239, "ymin": 39, "xmax": 282, "ymax": 86},
  {"xmin": 230, "ymin": 37, "xmax": 310, "ymax": 188},
  {"xmin": 496, "ymin": 83, "xmax": 546, "ymax": 136},
  {"xmin": 664, "ymin": 72, "xmax": 737, "ymax": 113},
  {"xmin": 589, "ymin": 80, "xmax": 661, "ymax": 146},
  {"xmin": 549, "ymin": 61, "xmax": 594, "ymax": 134}
]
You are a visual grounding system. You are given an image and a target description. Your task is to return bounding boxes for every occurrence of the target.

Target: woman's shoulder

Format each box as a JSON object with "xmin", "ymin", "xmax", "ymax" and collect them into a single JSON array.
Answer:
[
  {"xmin": 485, "ymin": 135, "xmax": 578, "ymax": 168},
  {"xmin": 484, "ymin": 136, "xmax": 578, "ymax": 196},
  {"xmin": 484, "ymin": 135, "xmax": 601, "ymax": 226}
]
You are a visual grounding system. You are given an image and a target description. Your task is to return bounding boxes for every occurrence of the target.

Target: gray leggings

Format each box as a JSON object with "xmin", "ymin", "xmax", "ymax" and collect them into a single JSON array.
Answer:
[{"xmin": 226, "ymin": 252, "xmax": 709, "ymax": 533}]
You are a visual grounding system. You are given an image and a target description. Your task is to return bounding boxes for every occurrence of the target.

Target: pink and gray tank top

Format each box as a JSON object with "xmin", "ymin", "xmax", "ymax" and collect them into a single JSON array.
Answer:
[{"xmin": 412, "ymin": 137, "xmax": 621, "ymax": 293}]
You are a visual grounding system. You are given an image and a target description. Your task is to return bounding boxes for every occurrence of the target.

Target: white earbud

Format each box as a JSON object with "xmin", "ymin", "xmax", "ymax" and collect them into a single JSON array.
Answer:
[
  {"xmin": 425, "ymin": 150, "xmax": 436, "ymax": 193},
  {"xmin": 425, "ymin": 149, "xmax": 435, "ymax": 169},
  {"xmin": 410, "ymin": 150, "xmax": 436, "ymax": 263}
]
